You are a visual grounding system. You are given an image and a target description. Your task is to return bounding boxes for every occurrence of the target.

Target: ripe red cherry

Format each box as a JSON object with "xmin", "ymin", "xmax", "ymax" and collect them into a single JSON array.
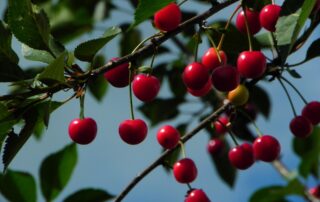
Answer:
[
  {"xmin": 211, "ymin": 65, "xmax": 240, "ymax": 92},
  {"xmin": 68, "ymin": 117, "xmax": 97, "ymax": 145},
  {"xmin": 259, "ymin": 4, "xmax": 281, "ymax": 32},
  {"xmin": 156, "ymin": 125, "xmax": 180, "ymax": 149},
  {"xmin": 253, "ymin": 135, "xmax": 280, "ymax": 162},
  {"xmin": 302, "ymin": 101, "xmax": 320, "ymax": 125},
  {"xmin": 290, "ymin": 116, "xmax": 313, "ymax": 138},
  {"xmin": 207, "ymin": 138, "xmax": 224, "ymax": 155},
  {"xmin": 236, "ymin": 9, "xmax": 261, "ymax": 35},
  {"xmin": 237, "ymin": 51, "xmax": 266, "ymax": 79},
  {"xmin": 213, "ymin": 116, "xmax": 229, "ymax": 135},
  {"xmin": 118, "ymin": 119, "xmax": 148, "ymax": 145},
  {"xmin": 228, "ymin": 143, "xmax": 254, "ymax": 170},
  {"xmin": 185, "ymin": 189, "xmax": 211, "ymax": 202},
  {"xmin": 154, "ymin": 3, "xmax": 181, "ymax": 32},
  {"xmin": 182, "ymin": 62, "xmax": 209, "ymax": 90},
  {"xmin": 132, "ymin": 74, "xmax": 160, "ymax": 102},
  {"xmin": 309, "ymin": 186, "xmax": 320, "ymax": 199},
  {"xmin": 187, "ymin": 78, "xmax": 212, "ymax": 97},
  {"xmin": 201, "ymin": 48, "xmax": 227, "ymax": 71},
  {"xmin": 104, "ymin": 58, "xmax": 131, "ymax": 88},
  {"xmin": 173, "ymin": 158, "xmax": 198, "ymax": 183}
]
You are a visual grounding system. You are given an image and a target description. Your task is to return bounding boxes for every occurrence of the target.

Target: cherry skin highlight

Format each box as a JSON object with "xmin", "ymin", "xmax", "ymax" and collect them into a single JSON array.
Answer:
[
  {"xmin": 201, "ymin": 48, "xmax": 227, "ymax": 71},
  {"xmin": 173, "ymin": 158, "xmax": 198, "ymax": 183},
  {"xmin": 253, "ymin": 135, "xmax": 280, "ymax": 162},
  {"xmin": 132, "ymin": 74, "xmax": 160, "ymax": 102},
  {"xmin": 185, "ymin": 189, "xmax": 211, "ymax": 202},
  {"xmin": 207, "ymin": 138, "xmax": 224, "ymax": 155},
  {"xmin": 259, "ymin": 4, "xmax": 281, "ymax": 32},
  {"xmin": 104, "ymin": 58, "xmax": 131, "ymax": 88},
  {"xmin": 68, "ymin": 117, "xmax": 97, "ymax": 145},
  {"xmin": 236, "ymin": 9, "xmax": 261, "ymax": 35},
  {"xmin": 290, "ymin": 116, "xmax": 313, "ymax": 138},
  {"xmin": 213, "ymin": 116, "xmax": 229, "ymax": 135},
  {"xmin": 228, "ymin": 143, "xmax": 254, "ymax": 170},
  {"xmin": 156, "ymin": 125, "xmax": 180, "ymax": 149},
  {"xmin": 187, "ymin": 78, "xmax": 212, "ymax": 97},
  {"xmin": 302, "ymin": 101, "xmax": 320, "ymax": 125},
  {"xmin": 118, "ymin": 119, "xmax": 148, "ymax": 145},
  {"xmin": 183, "ymin": 62, "xmax": 209, "ymax": 90},
  {"xmin": 237, "ymin": 51, "xmax": 266, "ymax": 79},
  {"xmin": 154, "ymin": 3, "xmax": 181, "ymax": 32}
]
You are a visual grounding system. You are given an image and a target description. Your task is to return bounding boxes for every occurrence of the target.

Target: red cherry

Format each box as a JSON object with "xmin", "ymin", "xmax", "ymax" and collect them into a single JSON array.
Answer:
[
  {"xmin": 132, "ymin": 74, "xmax": 160, "ymax": 102},
  {"xmin": 228, "ymin": 143, "xmax": 254, "ymax": 170},
  {"xmin": 154, "ymin": 3, "xmax": 181, "ymax": 32},
  {"xmin": 201, "ymin": 48, "xmax": 227, "ymax": 71},
  {"xmin": 237, "ymin": 51, "xmax": 266, "ymax": 79},
  {"xmin": 182, "ymin": 62, "xmax": 209, "ymax": 90},
  {"xmin": 302, "ymin": 101, "xmax": 320, "ymax": 125},
  {"xmin": 213, "ymin": 116, "xmax": 229, "ymax": 135},
  {"xmin": 118, "ymin": 119, "xmax": 148, "ymax": 145},
  {"xmin": 290, "ymin": 116, "xmax": 313, "ymax": 138},
  {"xmin": 236, "ymin": 9, "xmax": 261, "ymax": 35},
  {"xmin": 259, "ymin": 4, "xmax": 281, "ymax": 32},
  {"xmin": 173, "ymin": 158, "xmax": 198, "ymax": 183},
  {"xmin": 104, "ymin": 58, "xmax": 131, "ymax": 88},
  {"xmin": 309, "ymin": 186, "xmax": 320, "ymax": 199},
  {"xmin": 211, "ymin": 65, "xmax": 240, "ymax": 92},
  {"xmin": 253, "ymin": 135, "xmax": 280, "ymax": 162},
  {"xmin": 156, "ymin": 125, "xmax": 180, "ymax": 149},
  {"xmin": 207, "ymin": 139, "xmax": 224, "ymax": 155},
  {"xmin": 185, "ymin": 189, "xmax": 211, "ymax": 202},
  {"xmin": 187, "ymin": 78, "xmax": 212, "ymax": 97},
  {"xmin": 68, "ymin": 117, "xmax": 97, "ymax": 145}
]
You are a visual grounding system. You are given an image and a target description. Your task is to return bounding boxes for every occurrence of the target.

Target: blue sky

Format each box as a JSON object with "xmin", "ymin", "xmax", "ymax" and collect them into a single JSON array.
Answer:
[{"xmin": 0, "ymin": 0, "xmax": 320, "ymax": 201}]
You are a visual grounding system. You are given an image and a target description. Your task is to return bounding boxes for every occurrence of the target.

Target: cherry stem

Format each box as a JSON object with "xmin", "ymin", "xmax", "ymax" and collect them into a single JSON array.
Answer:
[
  {"xmin": 128, "ymin": 67, "xmax": 135, "ymax": 120},
  {"xmin": 79, "ymin": 91, "xmax": 85, "ymax": 119},
  {"xmin": 194, "ymin": 31, "xmax": 201, "ymax": 62},
  {"xmin": 241, "ymin": 4, "xmax": 253, "ymax": 51},
  {"xmin": 205, "ymin": 30, "xmax": 222, "ymax": 63},
  {"xmin": 179, "ymin": 141, "xmax": 187, "ymax": 158},
  {"xmin": 238, "ymin": 108, "xmax": 263, "ymax": 137},
  {"xmin": 178, "ymin": 0, "xmax": 188, "ymax": 6},
  {"xmin": 217, "ymin": 4, "xmax": 241, "ymax": 50},
  {"xmin": 277, "ymin": 77, "xmax": 297, "ymax": 117},
  {"xmin": 187, "ymin": 183, "xmax": 193, "ymax": 190},
  {"xmin": 221, "ymin": 121, "xmax": 239, "ymax": 146},
  {"xmin": 280, "ymin": 76, "xmax": 308, "ymax": 105},
  {"xmin": 131, "ymin": 34, "xmax": 162, "ymax": 54},
  {"xmin": 149, "ymin": 47, "xmax": 158, "ymax": 71}
]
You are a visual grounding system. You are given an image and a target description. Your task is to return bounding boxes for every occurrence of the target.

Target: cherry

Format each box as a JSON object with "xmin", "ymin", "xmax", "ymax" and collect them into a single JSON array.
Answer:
[
  {"xmin": 309, "ymin": 186, "xmax": 320, "ymax": 199},
  {"xmin": 185, "ymin": 189, "xmax": 211, "ymax": 202},
  {"xmin": 156, "ymin": 125, "xmax": 180, "ymax": 149},
  {"xmin": 173, "ymin": 158, "xmax": 198, "ymax": 183},
  {"xmin": 253, "ymin": 135, "xmax": 280, "ymax": 162},
  {"xmin": 236, "ymin": 9, "xmax": 261, "ymax": 35},
  {"xmin": 207, "ymin": 138, "xmax": 224, "ymax": 155},
  {"xmin": 237, "ymin": 51, "xmax": 266, "ymax": 79},
  {"xmin": 228, "ymin": 143, "xmax": 254, "ymax": 170},
  {"xmin": 118, "ymin": 119, "xmax": 148, "ymax": 145},
  {"xmin": 154, "ymin": 3, "xmax": 181, "ymax": 32},
  {"xmin": 104, "ymin": 58, "xmax": 131, "ymax": 88},
  {"xmin": 259, "ymin": 4, "xmax": 281, "ymax": 32},
  {"xmin": 68, "ymin": 117, "xmax": 97, "ymax": 145},
  {"xmin": 182, "ymin": 62, "xmax": 209, "ymax": 90},
  {"xmin": 213, "ymin": 116, "xmax": 229, "ymax": 135},
  {"xmin": 290, "ymin": 116, "xmax": 313, "ymax": 138},
  {"xmin": 187, "ymin": 78, "xmax": 212, "ymax": 97},
  {"xmin": 227, "ymin": 84, "xmax": 249, "ymax": 106},
  {"xmin": 302, "ymin": 101, "xmax": 320, "ymax": 125},
  {"xmin": 132, "ymin": 74, "xmax": 160, "ymax": 102},
  {"xmin": 201, "ymin": 48, "xmax": 227, "ymax": 71},
  {"xmin": 211, "ymin": 65, "xmax": 240, "ymax": 92}
]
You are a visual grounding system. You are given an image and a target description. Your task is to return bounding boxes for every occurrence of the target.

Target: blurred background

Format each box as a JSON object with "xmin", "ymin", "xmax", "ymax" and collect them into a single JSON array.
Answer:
[{"xmin": 0, "ymin": 0, "xmax": 319, "ymax": 201}]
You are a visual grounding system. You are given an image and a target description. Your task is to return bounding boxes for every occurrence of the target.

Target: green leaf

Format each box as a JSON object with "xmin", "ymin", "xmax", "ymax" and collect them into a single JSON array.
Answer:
[
  {"xmin": 209, "ymin": 139, "xmax": 237, "ymax": 188},
  {"xmin": 120, "ymin": 25, "xmax": 141, "ymax": 56},
  {"xmin": 74, "ymin": 26, "xmax": 121, "ymax": 62},
  {"xmin": 2, "ymin": 111, "xmax": 38, "ymax": 171},
  {"xmin": 0, "ymin": 59, "xmax": 26, "ymax": 82},
  {"xmin": 130, "ymin": 0, "xmax": 175, "ymax": 29},
  {"xmin": 305, "ymin": 38, "xmax": 320, "ymax": 61},
  {"xmin": 293, "ymin": 127, "xmax": 320, "ymax": 178},
  {"xmin": 8, "ymin": 0, "xmax": 51, "ymax": 51},
  {"xmin": 255, "ymin": 33, "xmax": 274, "ymax": 47},
  {"xmin": 0, "ymin": 20, "xmax": 19, "ymax": 64},
  {"xmin": 168, "ymin": 61, "xmax": 187, "ymax": 98},
  {"xmin": 138, "ymin": 98, "xmax": 184, "ymax": 126},
  {"xmin": 40, "ymin": 143, "xmax": 77, "ymax": 201},
  {"xmin": 249, "ymin": 85, "xmax": 271, "ymax": 119},
  {"xmin": 63, "ymin": 188, "xmax": 114, "ymax": 202},
  {"xmin": 287, "ymin": 69, "xmax": 301, "ymax": 79},
  {"xmin": 249, "ymin": 179, "xmax": 305, "ymax": 202},
  {"xmin": 22, "ymin": 44, "xmax": 55, "ymax": 64},
  {"xmin": 0, "ymin": 170, "xmax": 37, "ymax": 202},
  {"xmin": 38, "ymin": 52, "xmax": 66, "ymax": 84},
  {"xmin": 88, "ymin": 55, "xmax": 108, "ymax": 102}
]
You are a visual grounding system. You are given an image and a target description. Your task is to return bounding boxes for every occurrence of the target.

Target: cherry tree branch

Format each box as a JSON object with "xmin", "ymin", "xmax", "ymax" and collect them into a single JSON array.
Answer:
[{"xmin": 114, "ymin": 102, "xmax": 231, "ymax": 202}]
